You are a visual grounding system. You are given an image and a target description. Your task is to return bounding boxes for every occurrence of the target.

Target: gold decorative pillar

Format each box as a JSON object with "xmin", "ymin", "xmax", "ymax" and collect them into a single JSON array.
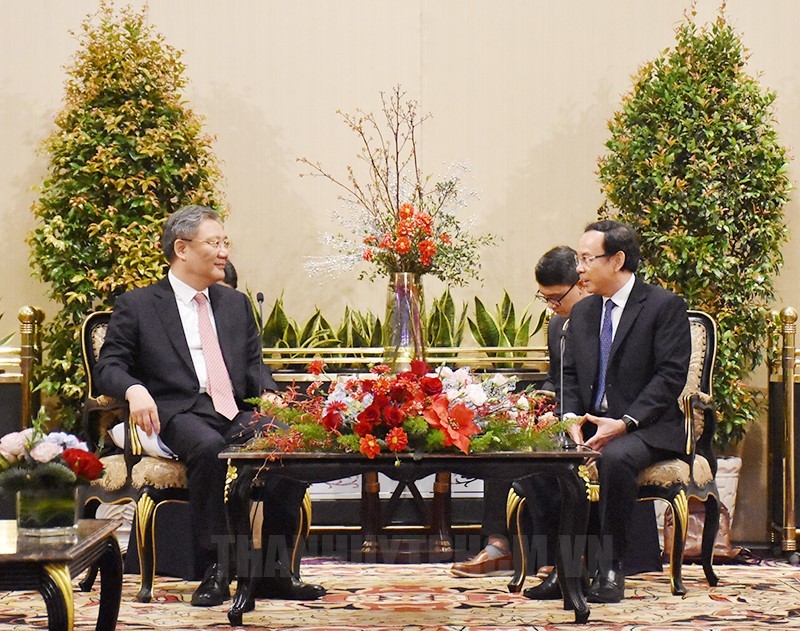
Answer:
[
  {"xmin": 18, "ymin": 306, "xmax": 44, "ymax": 428},
  {"xmin": 781, "ymin": 307, "xmax": 797, "ymax": 553}
]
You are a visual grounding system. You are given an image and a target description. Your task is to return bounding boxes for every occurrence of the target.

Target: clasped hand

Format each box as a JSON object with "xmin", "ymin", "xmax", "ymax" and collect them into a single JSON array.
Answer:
[{"xmin": 567, "ymin": 414, "xmax": 627, "ymax": 463}]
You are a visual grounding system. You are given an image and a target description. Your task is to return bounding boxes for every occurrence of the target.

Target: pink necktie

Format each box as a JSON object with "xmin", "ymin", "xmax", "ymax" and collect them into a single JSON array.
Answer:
[{"xmin": 194, "ymin": 293, "xmax": 238, "ymax": 420}]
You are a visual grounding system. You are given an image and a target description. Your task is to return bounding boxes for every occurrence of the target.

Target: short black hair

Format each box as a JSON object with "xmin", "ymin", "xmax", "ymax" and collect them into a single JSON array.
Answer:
[
  {"xmin": 223, "ymin": 260, "xmax": 238, "ymax": 289},
  {"xmin": 535, "ymin": 246, "xmax": 580, "ymax": 287},
  {"xmin": 584, "ymin": 220, "xmax": 640, "ymax": 272}
]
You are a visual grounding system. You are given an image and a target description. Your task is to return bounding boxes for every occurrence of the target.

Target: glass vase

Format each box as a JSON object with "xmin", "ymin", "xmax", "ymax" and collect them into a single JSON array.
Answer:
[
  {"xmin": 383, "ymin": 272, "xmax": 427, "ymax": 373},
  {"xmin": 16, "ymin": 486, "xmax": 78, "ymax": 538}
]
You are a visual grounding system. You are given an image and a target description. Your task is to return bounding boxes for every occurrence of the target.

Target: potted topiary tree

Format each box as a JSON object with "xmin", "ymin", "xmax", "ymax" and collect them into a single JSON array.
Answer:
[
  {"xmin": 597, "ymin": 9, "xmax": 790, "ymax": 524},
  {"xmin": 28, "ymin": 2, "xmax": 226, "ymax": 429}
]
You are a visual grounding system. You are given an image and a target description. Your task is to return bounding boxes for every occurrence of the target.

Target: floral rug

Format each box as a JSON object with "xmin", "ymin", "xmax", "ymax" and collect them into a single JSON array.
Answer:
[{"xmin": 2, "ymin": 559, "xmax": 800, "ymax": 630}]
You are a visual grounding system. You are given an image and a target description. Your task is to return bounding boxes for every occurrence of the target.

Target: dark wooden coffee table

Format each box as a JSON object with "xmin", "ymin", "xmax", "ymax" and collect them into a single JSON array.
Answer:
[
  {"xmin": 219, "ymin": 449, "xmax": 596, "ymax": 625},
  {"xmin": 0, "ymin": 518, "xmax": 123, "ymax": 631}
]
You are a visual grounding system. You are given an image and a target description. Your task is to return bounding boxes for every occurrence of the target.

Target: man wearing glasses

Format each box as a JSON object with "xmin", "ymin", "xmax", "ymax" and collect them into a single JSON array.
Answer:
[
  {"xmin": 559, "ymin": 220, "xmax": 690, "ymax": 603},
  {"xmin": 95, "ymin": 205, "xmax": 326, "ymax": 606},
  {"xmin": 451, "ymin": 245, "xmax": 588, "ymax": 578}
]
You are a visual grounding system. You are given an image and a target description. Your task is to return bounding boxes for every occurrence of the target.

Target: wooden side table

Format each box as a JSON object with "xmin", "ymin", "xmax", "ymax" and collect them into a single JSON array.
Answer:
[{"xmin": 0, "ymin": 518, "xmax": 123, "ymax": 631}]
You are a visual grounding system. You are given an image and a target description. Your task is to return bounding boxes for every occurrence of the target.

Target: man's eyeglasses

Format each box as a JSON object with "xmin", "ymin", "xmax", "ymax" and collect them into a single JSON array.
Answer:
[
  {"xmin": 181, "ymin": 237, "xmax": 232, "ymax": 251},
  {"xmin": 576, "ymin": 252, "xmax": 612, "ymax": 267},
  {"xmin": 535, "ymin": 281, "xmax": 578, "ymax": 308}
]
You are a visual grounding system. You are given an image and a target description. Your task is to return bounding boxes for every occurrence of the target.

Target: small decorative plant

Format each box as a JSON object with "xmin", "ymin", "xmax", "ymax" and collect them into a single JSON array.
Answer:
[
  {"xmin": 0, "ymin": 412, "xmax": 104, "ymax": 493},
  {"xmin": 427, "ymin": 288, "xmax": 468, "ymax": 348},
  {"xmin": 247, "ymin": 361, "xmax": 563, "ymax": 458},
  {"xmin": 597, "ymin": 9, "xmax": 791, "ymax": 449},
  {"xmin": 468, "ymin": 292, "xmax": 544, "ymax": 366}
]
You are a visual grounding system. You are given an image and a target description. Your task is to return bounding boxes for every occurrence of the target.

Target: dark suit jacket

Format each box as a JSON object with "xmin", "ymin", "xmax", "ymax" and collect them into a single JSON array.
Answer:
[
  {"xmin": 94, "ymin": 277, "xmax": 278, "ymax": 428},
  {"xmin": 541, "ymin": 314, "xmax": 567, "ymax": 396},
  {"xmin": 562, "ymin": 277, "xmax": 690, "ymax": 455}
]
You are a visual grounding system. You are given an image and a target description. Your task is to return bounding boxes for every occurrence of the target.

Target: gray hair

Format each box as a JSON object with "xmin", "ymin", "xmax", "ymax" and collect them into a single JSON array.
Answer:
[{"xmin": 162, "ymin": 205, "xmax": 221, "ymax": 261}]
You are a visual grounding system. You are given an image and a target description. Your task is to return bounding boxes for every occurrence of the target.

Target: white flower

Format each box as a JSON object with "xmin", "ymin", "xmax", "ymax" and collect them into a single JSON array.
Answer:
[
  {"xmin": 444, "ymin": 388, "xmax": 461, "ymax": 402},
  {"xmin": 515, "ymin": 396, "xmax": 530, "ymax": 411},
  {"xmin": 0, "ymin": 432, "xmax": 27, "ymax": 457},
  {"xmin": 29, "ymin": 441, "xmax": 63, "ymax": 463},
  {"xmin": 490, "ymin": 373, "xmax": 510, "ymax": 387},
  {"xmin": 0, "ymin": 447, "xmax": 16, "ymax": 464},
  {"xmin": 453, "ymin": 368, "xmax": 471, "ymax": 386},
  {"xmin": 465, "ymin": 384, "xmax": 488, "ymax": 406},
  {"xmin": 436, "ymin": 366, "xmax": 454, "ymax": 380},
  {"xmin": 44, "ymin": 432, "xmax": 88, "ymax": 451}
]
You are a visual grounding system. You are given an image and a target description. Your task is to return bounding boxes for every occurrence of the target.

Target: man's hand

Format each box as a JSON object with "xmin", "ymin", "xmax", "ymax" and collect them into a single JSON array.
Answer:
[
  {"xmin": 125, "ymin": 384, "xmax": 160, "ymax": 436},
  {"xmin": 566, "ymin": 416, "xmax": 585, "ymax": 448},
  {"xmin": 583, "ymin": 414, "xmax": 626, "ymax": 453}
]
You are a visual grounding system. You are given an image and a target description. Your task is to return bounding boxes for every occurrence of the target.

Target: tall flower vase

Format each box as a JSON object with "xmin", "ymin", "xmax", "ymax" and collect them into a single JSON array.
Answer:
[
  {"xmin": 16, "ymin": 486, "xmax": 78, "ymax": 538},
  {"xmin": 383, "ymin": 273, "xmax": 426, "ymax": 373}
]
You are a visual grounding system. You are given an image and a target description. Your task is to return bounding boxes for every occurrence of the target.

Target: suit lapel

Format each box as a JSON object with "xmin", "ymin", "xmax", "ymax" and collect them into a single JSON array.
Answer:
[
  {"xmin": 583, "ymin": 295, "xmax": 602, "ymax": 384},
  {"xmin": 609, "ymin": 276, "xmax": 646, "ymax": 361},
  {"xmin": 153, "ymin": 278, "xmax": 196, "ymax": 376}
]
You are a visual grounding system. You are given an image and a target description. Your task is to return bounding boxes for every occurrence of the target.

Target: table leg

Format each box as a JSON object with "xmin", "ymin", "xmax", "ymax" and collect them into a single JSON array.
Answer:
[
  {"xmin": 40, "ymin": 563, "xmax": 72, "ymax": 631},
  {"xmin": 226, "ymin": 463, "xmax": 258, "ymax": 626},
  {"xmin": 505, "ymin": 486, "xmax": 527, "ymax": 593},
  {"xmin": 431, "ymin": 472, "xmax": 453, "ymax": 555},
  {"xmin": 361, "ymin": 472, "xmax": 381, "ymax": 555},
  {"xmin": 555, "ymin": 466, "xmax": 591, "ymax": 624},
  {"xmin": 96, "ymin": 536, "xmax": 123, "ymax": 631}
]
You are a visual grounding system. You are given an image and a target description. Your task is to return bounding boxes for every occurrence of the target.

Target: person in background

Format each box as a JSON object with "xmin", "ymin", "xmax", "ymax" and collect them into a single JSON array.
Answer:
[
  {"xmin": 220, "ymin": 259, "xmax": 238, "ymax": 289},
  {"xmin": 451, "ymin": 246, "xmax": 588, "ymax": 578},
  {"xmin": 94, "ymin": 205, "xmax": 325, "ymax": 606}
]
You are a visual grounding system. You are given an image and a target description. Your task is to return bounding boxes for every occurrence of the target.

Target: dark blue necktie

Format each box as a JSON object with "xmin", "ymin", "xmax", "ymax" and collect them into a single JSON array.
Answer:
[{"xmin": 594, "ymin": 299, "xmax": 616, "ymax": 411}]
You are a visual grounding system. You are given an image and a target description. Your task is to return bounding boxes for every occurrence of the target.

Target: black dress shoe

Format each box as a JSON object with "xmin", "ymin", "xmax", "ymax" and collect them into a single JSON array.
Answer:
[
  {"xmin": 587, "ymin": 567, "xmax": 625, "ymax": 603},
  {"xmin": 523, "ymin": 568, "xmax": 561, "ymax": 600},
  {"xmin": 191, "ymin": 563, "xmax": 231, "ymax": 607},
  {"xmin": 253, "ymin": 576, "xmax": 326, "ymax": 600}
]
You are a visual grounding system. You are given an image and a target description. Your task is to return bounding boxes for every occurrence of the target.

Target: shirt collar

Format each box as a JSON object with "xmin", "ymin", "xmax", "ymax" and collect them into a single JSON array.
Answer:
[
  {"xmin": 605, "ymin": 273, "xmax": 635, "ymax": 311},
  {"xmin": 168, "ymin": 270, "xmax": 209, "ymax": 306}
]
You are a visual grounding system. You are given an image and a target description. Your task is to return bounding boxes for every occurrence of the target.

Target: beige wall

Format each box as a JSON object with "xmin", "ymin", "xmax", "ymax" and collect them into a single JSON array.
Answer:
[{"xmin": 1, "ymin": 1, "xmax": 796, "ymax": 542}]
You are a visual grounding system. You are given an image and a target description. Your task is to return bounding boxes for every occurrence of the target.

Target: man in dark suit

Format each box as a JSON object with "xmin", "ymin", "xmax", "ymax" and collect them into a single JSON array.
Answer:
[
  {"xmin": 561, "ymin": 220, "xmax": 690, "ymax": 603},
  {"xmin": 94, "ymin": 205, "xmax": 325, "ymax": 606},
  {"xmin": 451, "ymin": 246, "xmax": 588, "ymax": 577}
]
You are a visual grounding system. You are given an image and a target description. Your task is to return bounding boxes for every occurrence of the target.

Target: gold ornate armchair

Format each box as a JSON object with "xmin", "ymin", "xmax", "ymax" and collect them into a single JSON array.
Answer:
[
  {"xmin": 508, "ymin": 309, "xmax": 720, "ymax": 596},
  {"xmin": 79, "ymin": 310, "xmax": 190, "ymax": 603}
]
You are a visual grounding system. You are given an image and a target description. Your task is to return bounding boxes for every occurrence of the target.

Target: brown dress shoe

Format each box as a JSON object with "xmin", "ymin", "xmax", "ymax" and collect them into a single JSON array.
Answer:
[{"xmin": 451, "ymin": 545, "xmax": 513, "ymax": 577}]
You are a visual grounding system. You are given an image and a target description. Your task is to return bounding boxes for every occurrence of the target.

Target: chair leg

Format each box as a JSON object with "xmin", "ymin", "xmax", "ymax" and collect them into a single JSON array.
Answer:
[
  {"xmin": 290, "ymin": 492, "xmax": 313, "ymax": 578},
  {"xmin": 701, "ymin": 494, "xmax": 720, "ymax": 587},
  {"xmin": 78, "ymin": 497, "xmax": 102, "ymax": 592},
  {"xmin": 505, "ymin": 487, "xmax": 527, "ymax": 593},
  {"xmin": 667, "ymin": 492, "xmax": 688, "ymax": 596},
  {"xmin": 134, "ymin": 491, "xmax": 157, "ymax": 603}
]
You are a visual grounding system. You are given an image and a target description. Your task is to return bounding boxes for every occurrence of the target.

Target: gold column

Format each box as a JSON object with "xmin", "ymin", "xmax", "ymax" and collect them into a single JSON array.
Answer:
[
  {"xmin": 18, "ymin": 306, "xmax": 44, "ymax": 428},
  {"xmin": 781, "ymin": 307, "xmax": 797, "ymax": 553}
]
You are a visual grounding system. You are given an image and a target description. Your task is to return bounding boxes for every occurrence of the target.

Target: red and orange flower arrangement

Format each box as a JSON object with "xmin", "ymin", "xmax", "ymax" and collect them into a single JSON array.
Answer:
[
  {"xmin": 249, "ymin": 360, "xmax": 564, "ymax": 459},
  {"xmin": 300, "ymin": 86, "xmax": 495, "ymax": 286}
]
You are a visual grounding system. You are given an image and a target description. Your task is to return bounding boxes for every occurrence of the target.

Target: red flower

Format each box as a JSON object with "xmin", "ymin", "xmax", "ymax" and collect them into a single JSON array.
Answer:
[
  {"xmin": 422, "ymin": 398, "xmax": 480, "ymax": 455},
  {"xmin": 386, "ymin": 427, "xmax": 409, "ymax": 452},
  {"xmin": 420, "ymin": 375, "xmax": 443, "ymax": 396},
  {"xmin": 371, "ymin": 364, "xmax": 391, "ymax": 375},
  {"xmin": 395, "ymin": 236, "xmax": 411, "ymax": 255},
  {"xmin": 362, "ymin": 248, "xmax": 374, "ymax": 262},
  {"xmin": 410, "ymin": 360, "xmax": 430, "ymax": 377},
  {"xmin": 360, "ymin": 434, "xmax": 381, "ymax": 458},
  {"xmin": 440, "ymin": 233, "xmax": 452, "ymax": 244},
  {"xmin": 364, "ymin": 235, "xmax": 378, "ymax": 245},
  {"xmin": 307, "ymin": 360, "xmax": 326, "ymax": 376},
  {"xmin": 398, "ymin": 203, "xmax": 415, "ymax": 219},
  {"xmin": 62, "ymin": 448, "xmax": 104, "ymax": 482},
  {"xmin": 322, "ymin": 411, "xmax": 343, "ymax": 432},
  {"xmin": 379, "ymin": 233, "xmax": 393, "ymax": 249},
  {"xmin": 383, "ymin": 406, "xmax": 406, "ymax": 428},
  {"xmin": 396, "ymin": 218, "xmax": 416, "ymax": 237}
]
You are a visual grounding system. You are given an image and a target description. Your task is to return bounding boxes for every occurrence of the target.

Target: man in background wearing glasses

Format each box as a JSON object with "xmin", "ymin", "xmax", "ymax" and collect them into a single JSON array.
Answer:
[
  {"xmin": 560, "ymin": 219, "xmax": 690, "ymax": 603},
  {"xmin": 95, "ymin": 205, "xmax": 326, "ymax": 607},
  {"xmin": 451, "ymin": 245, "xmax": 589, "ymax": 578}
]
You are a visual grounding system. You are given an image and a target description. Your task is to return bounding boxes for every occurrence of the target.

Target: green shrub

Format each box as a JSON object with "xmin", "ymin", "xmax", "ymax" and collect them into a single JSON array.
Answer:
[
  {"xmin": 597, "ymin": 11, "xmax": 790, "ymax": 449},
  {"xmin": 28, "ymin": 3, "xmax": 225, "ymax": 428}
]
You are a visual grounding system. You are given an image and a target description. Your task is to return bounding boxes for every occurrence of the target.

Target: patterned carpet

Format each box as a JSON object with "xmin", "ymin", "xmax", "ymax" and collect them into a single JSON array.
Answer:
[{"xmin": 2, "ymin": 559, "xmax": 800, "ymax": 630}]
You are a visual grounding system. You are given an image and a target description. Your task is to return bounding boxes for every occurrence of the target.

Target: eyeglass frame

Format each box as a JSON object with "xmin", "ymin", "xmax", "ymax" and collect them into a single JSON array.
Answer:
[
  {"xmin": 535, "ymin": 281, "xmax": 578, "ymax": 308},
  {"xmin": 575, "ymin": 252, "xmax": 613, "ymax": 267},
  {"xmin": 179, "ymin": 237, "xmax": 232, "ymax": 251}
]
